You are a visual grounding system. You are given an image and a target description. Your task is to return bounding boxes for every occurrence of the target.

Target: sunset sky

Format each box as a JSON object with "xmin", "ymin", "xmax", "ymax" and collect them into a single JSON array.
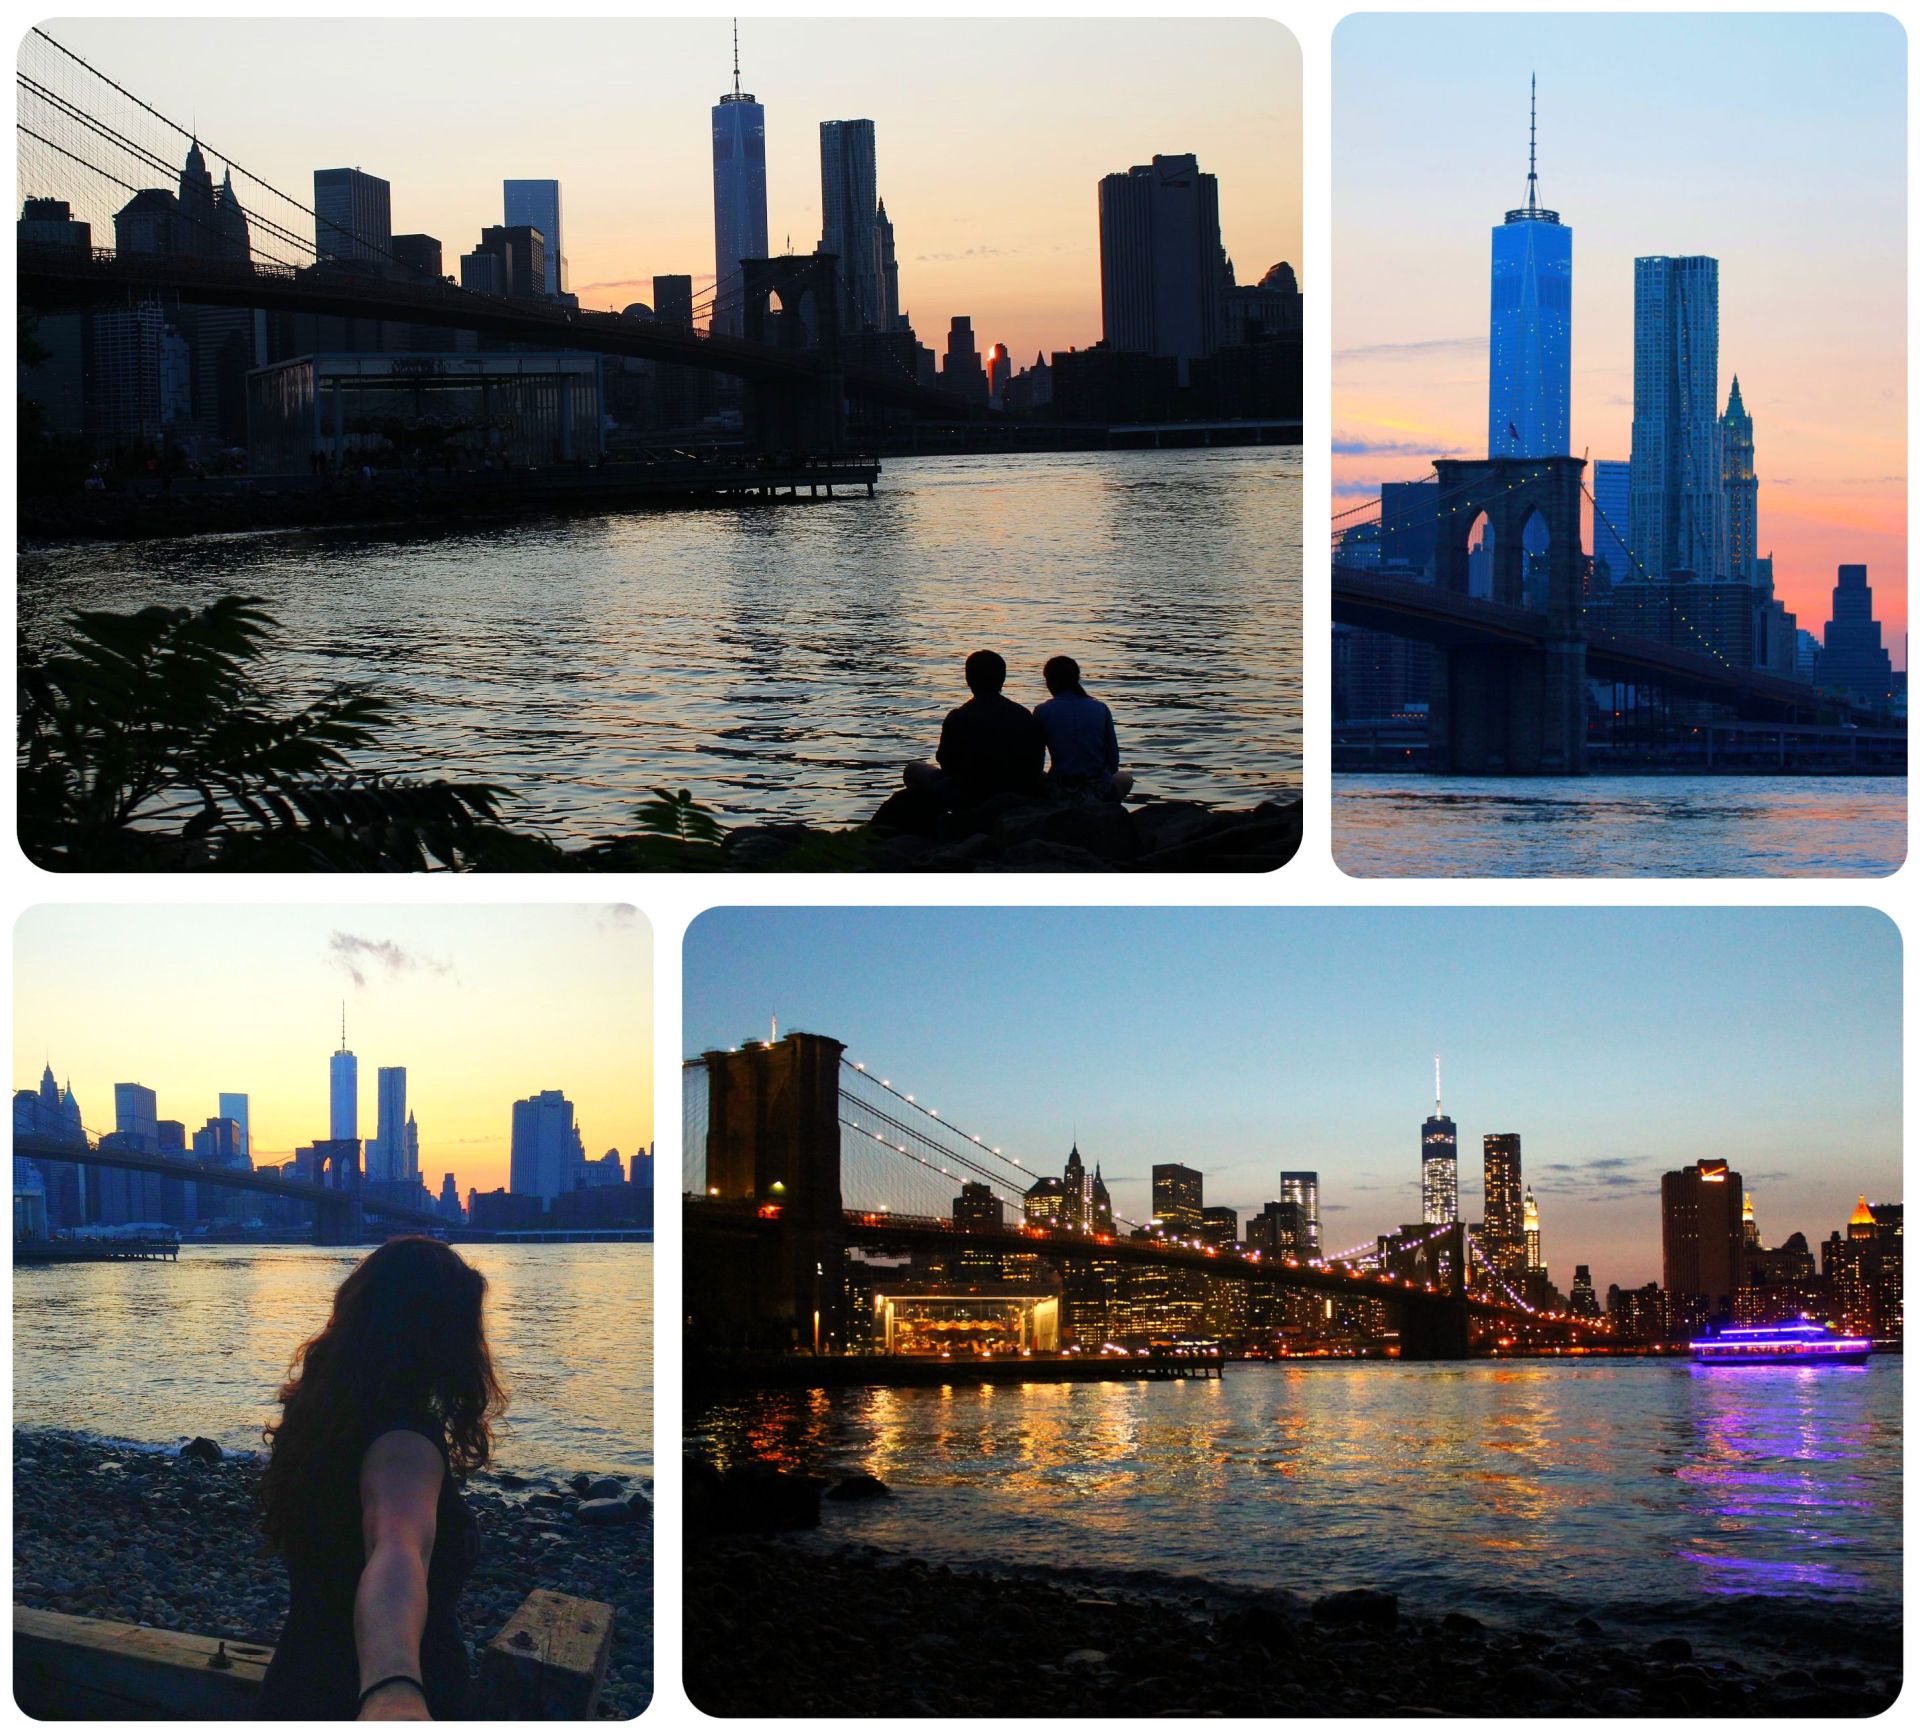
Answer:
[
  {"xmin": 1334, "ymin": 13, "xmax": 1906, "ymax": 657},
  {"xmin": 33, "ymin": 16, "xmax": 1301, "ymax": 371},
  {"xmin": 687, "ymin": 908, "xmax": 1901, "ymax": 1294},
  {"xmin": 15, "ymin": 905, "xmax": 652, "ymax": 1196}
]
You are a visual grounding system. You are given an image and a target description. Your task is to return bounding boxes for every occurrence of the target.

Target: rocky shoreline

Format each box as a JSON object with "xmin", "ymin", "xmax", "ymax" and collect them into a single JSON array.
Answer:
[
  {"xmin": 684, "ymin": 1467, "xmax": 1899, "ymax": 1718},
  {"xmin": 13, "ymin": 1429, "xmax": 651, "ymax": 1718}
]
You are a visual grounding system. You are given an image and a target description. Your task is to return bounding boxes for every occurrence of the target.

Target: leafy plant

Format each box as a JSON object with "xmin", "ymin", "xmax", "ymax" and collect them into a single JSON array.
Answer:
[
  {"xmin": 18, "ymin": 595, "xmax": 557, "ymax": 871},
  {"xmin": 632, "ymin": 786, "xmax": 728, "ymax": 846}
]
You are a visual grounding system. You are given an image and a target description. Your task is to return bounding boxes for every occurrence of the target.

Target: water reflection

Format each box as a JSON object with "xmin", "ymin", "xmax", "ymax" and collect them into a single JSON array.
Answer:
[
  {"xmin": 1334, "ymin": 775, "xmax": 1906, "ymax": 877},
  {"xmin": 16, "ymin": 1244, "xmax": 651, "ymax": 1475},
  {"xmin": 21, "ymin": 450, "xmax": 1300, "ymax": 838},
  {"xmin": 690, "ymin": 1360, "xmax": 1899, "ymax": 1623}
]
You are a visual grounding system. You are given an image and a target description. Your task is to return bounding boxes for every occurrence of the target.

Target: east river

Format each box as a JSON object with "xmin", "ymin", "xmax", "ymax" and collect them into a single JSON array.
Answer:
[
  {"xmin": 19, "ymin": 447, "xmax": 1301, "ymax": 840},
  {"xmin": 15, "ymin": 1243, "xmax": 653, "ymax": 1476},
  {"xmin": 1334, "ymin": 774, "xmax": 1906, "ymax": 876},
  {"xmin": 691, "ymin": 1358, "xmax": 1901, "ymax": 1643}
]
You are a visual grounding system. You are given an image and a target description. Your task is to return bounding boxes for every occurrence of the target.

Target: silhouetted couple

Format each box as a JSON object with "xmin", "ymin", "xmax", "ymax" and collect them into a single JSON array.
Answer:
[{"xmin": 905, "ymin": 650, "xmax": 1133, "ymax": 810}]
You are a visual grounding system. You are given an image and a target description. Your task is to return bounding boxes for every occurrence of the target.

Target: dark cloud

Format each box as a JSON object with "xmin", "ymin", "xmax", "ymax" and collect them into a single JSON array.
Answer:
[
  {"xmin": 1332, "ymin": 436, "xmax": 1463, "ymax": 457},
  {"xmin": 328, "ymin": 932, "xmax": 450, "ymax": 990}
]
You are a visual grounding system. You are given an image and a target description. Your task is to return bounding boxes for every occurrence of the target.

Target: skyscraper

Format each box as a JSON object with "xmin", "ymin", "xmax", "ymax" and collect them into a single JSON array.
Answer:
[
  {"xmin": 1661, "ymin": 1158, "xmax": 1744, "ymax": 1315},
  {"xmin": 1721, "ymin": 376, "xmax": 1757, "ymax": 583},
  {"xmin": 1630, "ymin": 255, "xmax": 1726, "ymax": 582},
  {"xmin": 711, "ymin": 21, "xmax": 768, "ymax": 338},
  {"xmin": 217, "ymin": 1092, "xmax": 250, "ymax": 1159},
  {"xmin": 1487, "ymin": 77, "xmax": 1571, "ymax": 459},
  {"xmin": 176, "ymin": 139, "xmax": 217, "ymax": 258},
  {"xmin": 1152, "ymin": 1162, "xmax": 1204, "ymax": 1236},
  {"xmin": 1523, "ymin": 1186, "xmax": 1542, "ymax": 1272},
  {"xmin": 502, "ymin": 180, "xmax": 565, "ymax": 296},
  {"xmin": 370, "ymin": 1066, "xmax": 408, "ymax": 1183},
  {"xmin": 1482, "ymin": 1133, "xmax": 1525, "ymax": 1278},
  {"xmin": 876, "ymin": 198, "xmax": 902, "ymax": 329},
  {"xmin": 313, "ymin": 167, "xmax": 391, "ymax": 266},
  {"xmin": 510, "ymin": 1088, "xmax": 585, "ymax": 1204},
  {"xmin": 1569, "ymin": 1264, "xmax": 1598, "ymax": 1317},
  {"xmin": 1818, "ymin": 565, "xmax": 1895, "ymax": 700},
  {"xmin": 1591, "ymin": 459, "xmax": 1632, "ymax": 587},
  {"xmin": 114, "ymin": 1083, "xmax": 159, "ymax": 1148},
  {"xmin": 819, "ymin": 119, "xmax": 882, "ymax": 331},
  {"xmin": 1421, "ymin": 1059, "xmax": 1457, "ymax": 1226},
  {"xmin": 1098, "ymin": 153, "xmax": 1225, "ymax": 385},
  {"xmin": 1279, "ymin": 1170, "xmax": 1321, "ymax": 1257},
  {"xmin": 329, "ymin": 1012, "xmax": 357, "ymax": 1143}
]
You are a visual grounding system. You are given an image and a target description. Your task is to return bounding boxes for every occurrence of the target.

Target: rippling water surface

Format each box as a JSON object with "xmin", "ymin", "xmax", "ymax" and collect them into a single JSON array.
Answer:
[
  {"xmin": 19, "ymin": 449, "xmax": 1300, "ymax": 838},
  {"xmin": 15, "ymin": 1244, "xmax": 652, "ymax": 1476},
  {"xmin": 691, "ymin": 1360, "xmax": 1900, "ymax": 1634},
  {"xmin": 1334, "ymin": 774, "xmax": 1906, "ymax": 877}
]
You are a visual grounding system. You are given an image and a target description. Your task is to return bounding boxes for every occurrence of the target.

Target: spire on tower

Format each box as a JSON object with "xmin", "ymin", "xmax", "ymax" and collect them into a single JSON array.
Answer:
[
  {"xmin": 1526, "ymin": 73, "xmax": 1539, "ymax": 214},
  {"xmin": 1434, "ymin": 1054, "xmax": 1443, "ymax": 1115},
  {"xmin": 732, "ymin": 17, "xmax": 741, "ymax": 98}
]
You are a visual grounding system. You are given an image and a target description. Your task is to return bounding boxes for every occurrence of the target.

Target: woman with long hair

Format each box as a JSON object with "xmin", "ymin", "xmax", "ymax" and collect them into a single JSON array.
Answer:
[
  {"xmin": 257, "ymin": 1236, "xmax": 506, "ymax": 1721},
  {"xmin": 1034, "ymin": 654, "xmax": 1134, "ymax": 801}
]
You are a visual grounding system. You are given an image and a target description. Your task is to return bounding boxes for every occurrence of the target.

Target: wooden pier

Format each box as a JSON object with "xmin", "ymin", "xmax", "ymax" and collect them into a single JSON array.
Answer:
[
  {"xmin": 14, "ymin": 1589, "xmax": 615, "ymax": 1719},
  {"xmin": 14, "ymin": 1238, "xmax": 180, "ymax": 1264}
]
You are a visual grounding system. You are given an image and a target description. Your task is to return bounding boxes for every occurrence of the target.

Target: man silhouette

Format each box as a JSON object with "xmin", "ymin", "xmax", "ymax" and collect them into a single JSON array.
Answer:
[{"xmin": 903, "ymin": 649, "xmax": 1045, "ymax": 811}]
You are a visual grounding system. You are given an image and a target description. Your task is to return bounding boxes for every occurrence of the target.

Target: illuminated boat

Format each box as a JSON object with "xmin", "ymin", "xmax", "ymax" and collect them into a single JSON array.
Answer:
[{"xmin": 1691, "ymin": 1319, "xmax": 1871, "ymax": 1366}]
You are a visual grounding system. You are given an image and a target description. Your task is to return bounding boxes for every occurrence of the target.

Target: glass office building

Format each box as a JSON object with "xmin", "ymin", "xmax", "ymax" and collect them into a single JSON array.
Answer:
[{"xmin": 1487, "ymin": 84, "xmax": 1570, "ymax": 459}]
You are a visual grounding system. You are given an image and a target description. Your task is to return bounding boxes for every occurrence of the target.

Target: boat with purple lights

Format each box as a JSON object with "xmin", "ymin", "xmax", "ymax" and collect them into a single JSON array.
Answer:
[{"xmin": 1691, "ymin": 1319, "xmax": 1872, "ymax": 1366}]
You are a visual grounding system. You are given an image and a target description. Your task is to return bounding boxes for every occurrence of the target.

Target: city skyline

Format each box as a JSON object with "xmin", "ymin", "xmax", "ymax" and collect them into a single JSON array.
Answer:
[
  {"xmin": 685, "ymin": 907, "xmax": 1900, "ymax": 1291},
  {"xmin": 41, "ymin": 17, "xmax": 1302, "ymax": 370},
  {"xmin": 1334, "ymin": 13, "xmax": 1906, "ymax": 657},
  {"xmin": 15, "ymin": 905, "xmax": 652, "ymax": 1196}
]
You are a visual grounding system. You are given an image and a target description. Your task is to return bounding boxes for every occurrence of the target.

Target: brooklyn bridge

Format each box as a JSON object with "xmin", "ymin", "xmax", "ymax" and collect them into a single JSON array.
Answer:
[{"xmin": 683, "ymin": 1032, "xmax": 1612, "ymax": 1363}]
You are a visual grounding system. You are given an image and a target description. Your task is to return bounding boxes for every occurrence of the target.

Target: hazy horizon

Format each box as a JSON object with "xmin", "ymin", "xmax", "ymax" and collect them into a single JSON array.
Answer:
[
  {"xmin": 30, "ymin": 16, "xmax": 1303, "ymax": 371},
  {"xmin": 1334, "ymin": 12, "xmax": 1907, "ymax": 659},
  {"xmin": 685, "ymin": 907, "xmax": 1900, "ymax": 1294},
  {"xmin": 15, "ymin": 905, "xmax": 653, "ymax": 1197}
]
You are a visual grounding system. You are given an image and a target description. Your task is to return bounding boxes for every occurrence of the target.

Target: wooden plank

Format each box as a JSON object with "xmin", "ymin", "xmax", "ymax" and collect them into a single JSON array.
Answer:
[
  {"xmin": 13, "ymin": 1607, "xmax": 271, "ymax": 1720},
  {"xmin": 477, "ymin": 1589, "xmax": 616, "ymax": 1720}
]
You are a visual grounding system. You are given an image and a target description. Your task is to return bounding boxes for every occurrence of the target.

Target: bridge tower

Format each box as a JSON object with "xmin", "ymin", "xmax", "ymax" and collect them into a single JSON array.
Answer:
[
  {"xmin": 688, "ymin": 1032, "xmax": 847, "ymax": 1353},
  {"xmin": 738, "ymin": 253, "xmax": 846, "ymax": 457},
  {"xmin": 1428, "ymin": 455, "xmax": 1588, "ymax": 774},
  {"xmin": 310, "ymin": 1138, "xmax": 365, "ymax": 1245}
]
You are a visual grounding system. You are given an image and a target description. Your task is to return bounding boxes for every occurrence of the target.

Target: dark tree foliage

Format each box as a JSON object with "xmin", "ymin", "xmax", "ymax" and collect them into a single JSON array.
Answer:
[{"xmin": 17, "ymin": 596, "xmax": 560, "ymax": 871}]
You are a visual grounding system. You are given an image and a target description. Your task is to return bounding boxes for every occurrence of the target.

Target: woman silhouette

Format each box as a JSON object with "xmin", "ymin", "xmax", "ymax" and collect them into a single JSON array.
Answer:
[{"xmin": 257, "ymin": 1237, "xmax": 506, "ymax": 1721}]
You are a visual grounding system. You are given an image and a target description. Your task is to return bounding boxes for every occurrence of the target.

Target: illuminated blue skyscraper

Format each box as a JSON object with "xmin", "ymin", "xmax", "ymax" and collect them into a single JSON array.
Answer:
[
  {"xmin": 502, "ymin": 180, "xmax": 564, "ymax": 297},
  {"xmin": 710, "ymin": 21, "xmax": 767, "ymax": 337},
  {"xmin": 1630, "ymin": 254, "xmax": 1724, "ymax": 581},
  {"xmin": 1592, "ymin": 458, "xmax": 1632, "ymax": 586},
  {"xmin": 1487, "ymin": 77, "xmax": 1571, "ymax": 459},
  {"xmin": 1421, "ymin": 1057, "xmax": 1458, "ymax": 1226}
]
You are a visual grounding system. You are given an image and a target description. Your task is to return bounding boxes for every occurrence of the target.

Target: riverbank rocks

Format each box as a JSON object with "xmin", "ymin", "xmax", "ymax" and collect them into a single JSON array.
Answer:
[
  {"xmin": 575, "ymin": 1497, "xmax": 642, "ymax": 1527},
  {"xmin": 1649, "ymin": 1636, "xmax": 1693, "ymax": 1662},
  {"xmin": 686, "ymin": 1457, "xmax": 824, "ymax": 1535},
  {"xmin": 16, "ymin": 1430, "xmax": 651, "ymax": 1720},
  {"xmin": 682, "ymin": 1535, "xmax": 1899, "ymax": 1719},
  {"xmin": 179, "ymin": 1437, "xmax": 223, "ymax": 1465},
  {"xmin": 864, "ymin": 793, "xmax": 1303, "ymax": 875},
  {"xmin": 824, "ymin": 1473, "xmax": 890, "ymax": 1502}
]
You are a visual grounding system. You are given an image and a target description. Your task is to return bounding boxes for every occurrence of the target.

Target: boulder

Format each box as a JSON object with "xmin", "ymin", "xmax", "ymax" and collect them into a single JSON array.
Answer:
[
  {"xmin": 584, "ymin": 1476, "xmax": 626, "ymax": 1501},
  {"xmin": 179, "ymin": 1437, "xmax": 223, "ymax": 1465},
  {"xmin": 1648, "ymin": 1637, "xmax": 1693, "ymax": 1663},
  {"xmin": 1507, "ymin": 1662, "xmax": 1570, "ymax": 1702},
  {"xmin": 824, "ymin": 1472, "xmax": 890, "ymax": 1502},
  {"xmin": 1442, "ymin": 1611, "xmax": 1484, "ymax": 1635},
  {"xmin": 575, "ymin": 1497, "xmax": 640, "ymax": 1526},
  {"xmin": 1312, "ymin": 1589, "xmax": 1398, "ymax": 1631},
  {"xmin": 686, "ymin": 1457, "xmax": 824, "ymax": 1536}
]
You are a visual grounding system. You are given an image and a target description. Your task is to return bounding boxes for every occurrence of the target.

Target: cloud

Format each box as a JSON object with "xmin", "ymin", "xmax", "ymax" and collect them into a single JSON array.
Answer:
[
  {"xmin": 915, "ymin": 245, "xmax": 1012, "ymax": 263},
  {"xmin": 328, "ymin": 932, "xmax": 450, "ymax": 990},
  {"xmin": 1332, "ymin": 435, "xmax": 1465, "ymax": 458},
  {"xmin": 1335, "ymin": 334, "xmax": 1485, "ymax": 364},
  {"xmin": 595, "ymin": 904, "xmax": 643, "ymax": 933}
]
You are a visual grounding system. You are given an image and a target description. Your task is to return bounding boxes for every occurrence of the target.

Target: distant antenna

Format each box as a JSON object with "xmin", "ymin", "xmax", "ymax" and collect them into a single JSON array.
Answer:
[
  {"xmin": 340, "ymin": 1001, "xmax": 347, "ymax": 1049},
  {"xmin": 1434, "ymin": 1054, "xmax": 1443, "ymax": 1115},
  {"xmin": 732, "ymin": 17, "xmax": 742, "ymax": 98},
  {"xmin": 1526, "ymin": 73, "xmax": 1538, "ymax": 214},
  {"xmin": 771, "ymin": 1013, "xmax": 778, "ymax": 1043}
]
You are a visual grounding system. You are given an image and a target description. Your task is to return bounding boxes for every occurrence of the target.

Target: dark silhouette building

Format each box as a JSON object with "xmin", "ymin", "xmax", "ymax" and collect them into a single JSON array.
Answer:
[
  {"xmin": 1661, "ymin": 1158, "xmax": 1745, "ymax": 1319},
  {"xmin": 1098, "ymin": 152, "xmax": 1224, "ymax": 385},
  {"xmin": 1818, "ymin": 565, "xmax": 1895, "ymax": 704}
]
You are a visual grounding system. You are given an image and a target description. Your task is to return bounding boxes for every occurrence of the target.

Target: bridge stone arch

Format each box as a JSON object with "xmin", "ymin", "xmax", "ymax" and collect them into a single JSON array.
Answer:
[
  {"xmin": 738, "ymin": 254, "xmax": 846, "ymax": 457},
  {"xmin": 1428, "ymin": 455, "xmax": 1588, "ymax": 774}
]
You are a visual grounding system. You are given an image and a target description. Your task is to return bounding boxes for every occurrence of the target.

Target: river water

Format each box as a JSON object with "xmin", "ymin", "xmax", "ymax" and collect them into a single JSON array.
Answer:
[
  {"xmin": 19, "ymin": 448, "xmax": 1300, "ymax": 840},
  {"xmin": 1334, "ymin": 774, "xmax": 1906, "ymax": 876},
  {"xmin": 690, "ymin": 1359, "xmax": 1901, "ymax": 1645},
  {"xmin": 14, "ymin": 1243, "xmax": 652, "ymax": 1478}
]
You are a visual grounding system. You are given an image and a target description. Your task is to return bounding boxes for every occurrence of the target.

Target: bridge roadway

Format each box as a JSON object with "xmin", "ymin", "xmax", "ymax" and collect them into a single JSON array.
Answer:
[
  {"xmin": 13, "ymin": 1131, "xmax": 443, "ymax": 1228},
  {"xmin": 1333, "ymin": 563, "xmax": 1844, "ymax": 721},
  {"xmin": 19, "ymin": 244, "xmax": 960, "ymax": 413},
  {"xmin": 689, "ymin": 1197, "xmax": 1605, "ymax": 1338}
]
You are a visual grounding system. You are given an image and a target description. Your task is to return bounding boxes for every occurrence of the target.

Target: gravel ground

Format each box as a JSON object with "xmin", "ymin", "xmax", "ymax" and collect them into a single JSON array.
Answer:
[
  {"xmin": 14, "ymin": 1429, "xmax": 651, "ymax": 1718},
  {"xmin": 685, "ymin": 1532, "xmax": 1900, "ymax": 1718}
]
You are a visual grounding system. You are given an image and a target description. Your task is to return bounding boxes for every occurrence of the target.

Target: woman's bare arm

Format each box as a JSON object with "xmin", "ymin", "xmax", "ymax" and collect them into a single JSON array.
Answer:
[{"xmin": 354, "ymin": 1429, "xmax": 443, "ymax": 1721}]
